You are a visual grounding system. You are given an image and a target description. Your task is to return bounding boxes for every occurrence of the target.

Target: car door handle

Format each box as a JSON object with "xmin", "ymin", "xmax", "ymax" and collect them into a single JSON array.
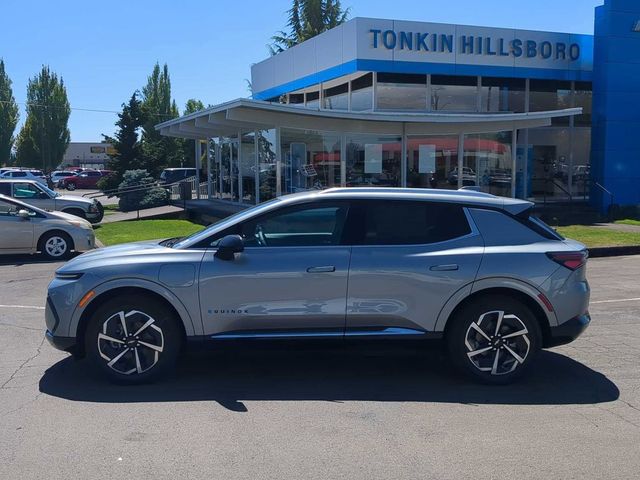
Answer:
[
  {"xmin": 430, "ymin": 264, "xmax": 459, "ymax": 272},
  {"xmin": 306, "ymin": 266, "xmax": 336, "ymax": 273}
]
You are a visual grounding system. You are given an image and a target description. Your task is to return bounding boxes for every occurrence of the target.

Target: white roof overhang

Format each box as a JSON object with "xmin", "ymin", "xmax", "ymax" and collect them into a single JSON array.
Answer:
[{"xmin": 156, "ymin": 98, "xmax": 582, "ymax": 139}]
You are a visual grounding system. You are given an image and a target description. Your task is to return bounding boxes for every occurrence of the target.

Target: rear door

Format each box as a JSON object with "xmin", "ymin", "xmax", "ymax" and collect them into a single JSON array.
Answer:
[{"xmin": 344, "ymin": 200, "xmax": 484, "ymax": 334}]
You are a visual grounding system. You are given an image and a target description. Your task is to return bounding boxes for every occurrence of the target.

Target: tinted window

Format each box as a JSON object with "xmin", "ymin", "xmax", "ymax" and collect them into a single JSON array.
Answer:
[
  {"xmin": 346, "ymin": 201, "xmax": 471, "ymax": 245},
  {"xmin": 12, "ymin": 171, "xmax": 27, "ymax": 178},
  {"xmin": 0, "ymin": 183, "xmax": 10, "ymax": 195}
]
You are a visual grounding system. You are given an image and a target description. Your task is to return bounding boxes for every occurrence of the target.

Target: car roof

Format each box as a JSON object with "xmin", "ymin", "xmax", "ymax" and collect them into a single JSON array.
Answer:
[
  {"xmin": 292, "ymin": 188, "xmax": 533, "ymax": 215},
  {"xmin": 0, "ymin": 179, "xmax": 40, "ymax": 184}
]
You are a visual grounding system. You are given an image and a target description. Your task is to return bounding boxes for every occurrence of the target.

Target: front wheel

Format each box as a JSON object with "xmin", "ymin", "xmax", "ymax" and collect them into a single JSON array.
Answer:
[
  {"xmin": 84, "ymin": 295, "xmax": 182, "ymax": 384},
  {"xmin": 39, "ymin": 231, "xmax": 73, "ymax": 260},
  {"xmin": 66, "ymin": 183, "xmax": 76, "ymax": 191},
  {"xmin": 446, "ymin": 295, "xmax": 542, "ymax": 384}
]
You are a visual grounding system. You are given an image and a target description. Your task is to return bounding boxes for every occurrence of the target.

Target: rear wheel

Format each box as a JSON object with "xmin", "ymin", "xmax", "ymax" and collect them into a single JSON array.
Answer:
[
  {"xmin": 446, "ymin": 295, "xmax": 542, "ymax": 384},
  {"xmin": 84, "ymin": 295, "xmax": 182, "ymax": 384},
  {"xmin": 39, "ymin": 231, "xmax": 73, "ymax": 260},
  {"xmin": 66, "ymin": 182, "xmax": 76, "ymax": 191}
]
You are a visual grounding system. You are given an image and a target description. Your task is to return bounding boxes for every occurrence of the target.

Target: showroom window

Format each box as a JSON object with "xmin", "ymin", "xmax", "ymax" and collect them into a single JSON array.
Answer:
[
  {"xmin": 529, "ymin": 79, "xmax": 572, "ymax": 125},
  {"xmin": 345, "ymin": 134, "xmax": 402, "ymax": 187},
  {"xmin": 346, "ymin": 200, "xmax": 471, "ymax": 245},
  {"xmin": 431, "ymin": 75, "xmax": 478, "ymax": 111},
  {"xmin": 376, "ymin": 73, "xmax": 427, "ymax": 111},
  {"xmin": 463, "ymin": 132, "xmax": 513, "ymax": 196},
  {"xmin": 305, "ymin": 91, "xmax": 320, "ymax": 109},
  {"xmin": 350, "ymin": 73, "xmax": 373, "ymax": 111},
  {"xmin": 480, "ymin": 77, "xmax": 526, "ymax": 113},
  {"xmin": 323, "ymin": 83, "xmax": 349, "ymax": 110},
  {"xmin": 574, "ymin": 81, "xmax": 592, "ymax": 127},
  {"xmin": 281, "ymin": 128, "xmax": 342, "ymax": 194},
  {"xmin": 406, "ymin": 135, "xmax": 460, "ymax": 190}
]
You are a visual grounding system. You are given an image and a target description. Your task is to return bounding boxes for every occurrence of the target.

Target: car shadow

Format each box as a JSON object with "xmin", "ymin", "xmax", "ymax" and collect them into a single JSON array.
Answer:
[
  {"xmin": 0, "ymin": 253, "xmax": 81, "ymax": 267},
  {"xmin": 39, "ymin": 345, "xmax": 619, "ymax": 412}
]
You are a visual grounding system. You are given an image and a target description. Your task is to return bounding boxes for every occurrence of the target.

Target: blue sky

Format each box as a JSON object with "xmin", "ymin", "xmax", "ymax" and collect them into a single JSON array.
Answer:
[{"xmin": 1, "ymin": 0, "xmax": 602, "ymax": 142}]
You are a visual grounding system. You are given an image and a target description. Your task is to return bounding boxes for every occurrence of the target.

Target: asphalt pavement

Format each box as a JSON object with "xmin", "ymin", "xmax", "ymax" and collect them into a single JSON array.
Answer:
[{"xmin": 0, "ymin": 255, "xmax": 639, "ymax": 479}]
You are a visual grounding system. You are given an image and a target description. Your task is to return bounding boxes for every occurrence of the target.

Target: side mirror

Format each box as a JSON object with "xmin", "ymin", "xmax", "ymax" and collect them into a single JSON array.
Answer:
[
  {"xmin": 17, "ymin": 209, "xmax": 31, "ymax": 220},
  {"xmin": 214, "ymin": 234, "xmax": 244, "ymax": 261}
]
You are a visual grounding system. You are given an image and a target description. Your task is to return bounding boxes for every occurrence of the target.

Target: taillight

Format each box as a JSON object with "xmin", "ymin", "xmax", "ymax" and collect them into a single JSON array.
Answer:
[{"xmin": 547, "ymin": 251, "xmax": 588, "ymax": 271}]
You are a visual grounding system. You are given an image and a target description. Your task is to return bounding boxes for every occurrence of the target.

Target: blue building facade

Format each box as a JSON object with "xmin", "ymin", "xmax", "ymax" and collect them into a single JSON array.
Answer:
[{"xmin": 592, "ymin": 0, "xmax": 640, "ymax": 211}]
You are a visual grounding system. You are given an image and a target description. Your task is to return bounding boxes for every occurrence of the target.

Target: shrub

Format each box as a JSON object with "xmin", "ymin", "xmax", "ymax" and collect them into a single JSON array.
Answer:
[
  {"xmin": 96, "ymin": 173, "xmax": 121, "ymax": 194},
  {"xmin": 118, "ymin": 169, "xmax": 169, "ymax": 212}
]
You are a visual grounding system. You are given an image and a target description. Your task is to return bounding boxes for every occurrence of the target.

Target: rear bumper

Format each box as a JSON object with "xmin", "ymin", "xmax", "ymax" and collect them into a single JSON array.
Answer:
[
  {"xmin": 45, "ymin": 330, "xmax": 77, "ymax": 353},
  {"xmin": 546, "ymin": 313, "xmax": 591, "ymax": 348}
]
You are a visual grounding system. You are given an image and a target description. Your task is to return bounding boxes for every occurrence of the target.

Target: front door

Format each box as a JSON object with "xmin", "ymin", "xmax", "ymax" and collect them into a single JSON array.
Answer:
[
  {"xmin": 11, "ymin": 182, "xmax": 53, "ymax": 210},
  {"xmin": 198, "ymin": 201, "xmax": 351, "ymax": 337},
  {"xmin": 344, "ymin": 200, "xmax": 483, "ymax": 334},
  {"xmin": 0, "ymin": 199, "xmax": 34, "ymax": 251}
]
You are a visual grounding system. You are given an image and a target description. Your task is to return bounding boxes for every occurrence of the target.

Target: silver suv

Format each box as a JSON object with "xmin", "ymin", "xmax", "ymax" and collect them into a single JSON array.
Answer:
[
  {"xmin": 45, "ymin": 188, "xmax": 590, "ymax": 384},
  {"xmin": 0, "ymin": 180, "xmax": 103, "ymax": 224}
]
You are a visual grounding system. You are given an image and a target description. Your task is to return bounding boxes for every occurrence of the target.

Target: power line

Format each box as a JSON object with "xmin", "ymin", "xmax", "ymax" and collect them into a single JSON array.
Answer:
[{"xmin": 0, "ymin": 99, "xmax": 177, "ymax": 118}]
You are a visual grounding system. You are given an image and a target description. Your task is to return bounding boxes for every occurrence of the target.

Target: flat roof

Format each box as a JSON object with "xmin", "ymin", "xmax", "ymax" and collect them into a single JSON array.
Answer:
[{"xmin": 156, "ymin": 98, "xmax": 582, "ymax": 138}]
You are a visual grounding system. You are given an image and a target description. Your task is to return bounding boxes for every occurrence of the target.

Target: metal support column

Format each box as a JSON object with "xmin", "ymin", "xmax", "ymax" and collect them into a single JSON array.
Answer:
[
  {"xmin": 254, "ymin": 130, "xmax": 260, "ymax": 203},
  {"xmin": 275, "ymin": 127, "xmax": 282, "ymax": 196},
  {"xmin": 195, "ymin": 140, "xmax": 202, "ymax": 200},
  {"xmin": 511, "ymin": 129, "xmax": 518, "ymax": 198},
  {"xmin": 340, "ymin": 134, "xmax": 346, "ymax": 187},
  {"xmin": 237, "ymin": 130, "xmax": 243, "ymax": 203},
  {"xmin": 401, "ymin": 123, "xmax": 407, "ymax": 187},
  {"xmin": 206, "ymin": 138, "xmax": 212, "ymax": 200},
  {"xmin": 457, "ymin": 133, "xmax": 464, "ymax": 190}
]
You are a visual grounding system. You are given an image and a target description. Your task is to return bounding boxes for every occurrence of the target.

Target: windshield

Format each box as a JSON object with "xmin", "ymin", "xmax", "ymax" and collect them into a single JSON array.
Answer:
[
  {"xmin": 172, "ymin": 197, "xmax": 282, "ymax": 249},
  {"xmin": 38, "ymin": 184, "xmax": 59, "ymax": 198}
]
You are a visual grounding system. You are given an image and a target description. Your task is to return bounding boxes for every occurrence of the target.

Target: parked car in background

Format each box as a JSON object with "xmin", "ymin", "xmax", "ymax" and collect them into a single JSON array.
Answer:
[
  {"xmin": 58, "ymin": 170, "xmax": 113, "ymax": 190},
  {"xmin": 447, "ymin": 167, "xmax": 477, "ymax": 186},
  {"xmin": 49, "ymin": 171, "xmax": 77, "ymax": 187},
  {"xmin": 0, "ymin": 180, "xmax": 103, "ymax": 224},
  {"xmin": 45, "ymin": 188, "xmax": 590, "ymax": 385},
  {"xmin": 160, "ymin": 168, "xmax": 197, "ymax": 185},
  {"xmin": 0, "ymin": 194, "xmax": 95, "ymax": 260},
  {"xmin": 0, "ymin": 169, "xmax": 47, "ymax": 185}
]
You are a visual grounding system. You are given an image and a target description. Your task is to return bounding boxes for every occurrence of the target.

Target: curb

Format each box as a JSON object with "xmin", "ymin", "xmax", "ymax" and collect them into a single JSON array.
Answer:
[{"xmin": 588, "ymin": 246, "xmax": 640, "ymax": 258}]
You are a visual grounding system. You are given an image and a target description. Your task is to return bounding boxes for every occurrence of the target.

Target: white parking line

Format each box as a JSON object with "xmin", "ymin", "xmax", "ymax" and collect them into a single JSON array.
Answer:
[
  {"xmin": 0, "ymin": 304, "xmax": 45, "ymax": 310},
  {"xmin": 591, "ymin": 297, "xmax": 640, "ymax": 305}
]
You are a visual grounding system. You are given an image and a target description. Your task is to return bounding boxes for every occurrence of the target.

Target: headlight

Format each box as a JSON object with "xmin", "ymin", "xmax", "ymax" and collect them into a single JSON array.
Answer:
[{"xmin": 68, "ymin": 219, "xmax": 92, "ymax": 229}]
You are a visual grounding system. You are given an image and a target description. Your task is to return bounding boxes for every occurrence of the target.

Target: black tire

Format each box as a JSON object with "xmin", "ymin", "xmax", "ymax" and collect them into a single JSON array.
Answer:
[
  {"xmin": 66, "ymin": 183, "xmax": 76, "ymax": 191},
  {"xmin": 446, "ymin": 294, "xmax": 542, "ymax": 385},
  {"xmin": 84, "ymin": 295, "xmax": 182, "ymax": 384},
  {"xmin": 38, "ymin": 230, "xmax": 74, "ymax": 260},
  {"xmin": 64, "ymin": 208, "xmax": 86, "ymax": 219}
]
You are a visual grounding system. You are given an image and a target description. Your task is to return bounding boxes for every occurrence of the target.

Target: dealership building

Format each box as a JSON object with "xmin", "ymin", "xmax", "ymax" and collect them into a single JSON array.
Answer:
[{"xmin": 157, "ymin": 0, "xmax": 639, "ymax": 212}]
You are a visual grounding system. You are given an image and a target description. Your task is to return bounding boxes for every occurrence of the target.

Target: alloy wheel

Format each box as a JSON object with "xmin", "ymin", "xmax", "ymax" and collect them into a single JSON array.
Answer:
[
  {"xmin": 97, "ymin": 310, "xmax": 164, "ymax": 375},
  {"xmin": 44, "ymin": 236, "xmax": 68, "ymax": 258},
  {"xmin": 464, "ymin": 310, "xmax": 531, "ymax": 376}
]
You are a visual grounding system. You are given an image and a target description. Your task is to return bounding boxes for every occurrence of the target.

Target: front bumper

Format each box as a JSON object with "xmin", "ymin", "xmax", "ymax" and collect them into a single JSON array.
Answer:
[
  {"xmin": 546, "ymin": 313, "xmax": 591, "ymax": 348},
  {"xmin": 45, "ymin": 330, "xmax": 77, "ymax": 352}
]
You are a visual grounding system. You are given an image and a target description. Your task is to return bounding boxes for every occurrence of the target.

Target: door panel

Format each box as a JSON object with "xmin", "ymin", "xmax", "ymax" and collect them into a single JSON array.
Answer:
[
  {"xmin": 0, "ymin": 201, "xmax": 34, "ymax": 250},
  {"xmin": 346, "ymin": 236, "xmax": 483, "ymax": 333},
  {"xmin": 198, "ymin": 247, "xmax": 351, "ymax": 336}
]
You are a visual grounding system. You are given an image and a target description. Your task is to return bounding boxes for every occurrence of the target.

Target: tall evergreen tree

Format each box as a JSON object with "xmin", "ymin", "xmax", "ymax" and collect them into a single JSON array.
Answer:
[
  {"xmin": 140, "ymin": 63, "xmax": 181, "ymax": 175},
  {"xmin": 0, "ymin": 59, "xmax": 19, "ymax": 165},
  {"xmin": 16, "ymin": 66, "xmax": 70, "ymax": 170},
  {"xmin": 103, "ymin": 92, "xmax": 144, "ymax": 175},
  {"xmin": 270, "ymin": 0, "xmax": 349, "ymax": 54}
]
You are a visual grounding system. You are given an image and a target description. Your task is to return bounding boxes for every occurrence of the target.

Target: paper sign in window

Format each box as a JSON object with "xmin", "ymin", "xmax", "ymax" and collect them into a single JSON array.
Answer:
[
  {"xmin": 419, "ymin": 145, "xmax": 436, "ymax": 173},
  {"xmin": 364, "ymin": 144, "xmax": 383, "ymax": 174}
]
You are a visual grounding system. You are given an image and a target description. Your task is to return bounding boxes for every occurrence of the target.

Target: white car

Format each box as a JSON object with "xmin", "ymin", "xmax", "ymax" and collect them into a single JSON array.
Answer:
[
  {"xmin": 0, "ymin": 169, "xmax": 47, "ymax": 185},
  {"xmin": 0, "ymin": 194, "xmax": 96, "ymax": 260}
]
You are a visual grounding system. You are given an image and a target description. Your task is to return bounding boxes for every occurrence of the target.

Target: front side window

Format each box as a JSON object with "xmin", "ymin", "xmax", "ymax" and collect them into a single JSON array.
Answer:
[
  {"xmin": 346, "ymin": 201, "xmax": 472, "ymax": 246},
  {"xmin": 0, "ymin": 199, "xmax": 19, "ymax": 216},
  {"xmin": 211, "ymin": 203, "xmax": 349, "ymax": 248},
  {"xmin": 12, "ymin": 182, "xmax": 41, "ymax": 199}
]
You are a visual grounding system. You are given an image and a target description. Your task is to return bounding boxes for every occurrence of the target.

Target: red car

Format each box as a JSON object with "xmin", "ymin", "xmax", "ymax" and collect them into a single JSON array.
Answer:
[{"xmin": 59, "ymin": 170, "xmax": 113, "ymax": 190}]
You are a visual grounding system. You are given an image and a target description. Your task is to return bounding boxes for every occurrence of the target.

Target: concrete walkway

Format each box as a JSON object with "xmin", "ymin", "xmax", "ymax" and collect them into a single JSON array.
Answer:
[{"xmin": 100, "ymin": 205, "xmax": 184, "ymax": 223}]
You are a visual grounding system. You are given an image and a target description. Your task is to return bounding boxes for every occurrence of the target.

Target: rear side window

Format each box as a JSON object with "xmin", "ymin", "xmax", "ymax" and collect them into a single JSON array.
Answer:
[
  {"xmin": 346, "ymin": 200, "xmax": 472, "ymax": 246},
  {"xmin": 12, "ymin": 171, "xmax": 26, "ymax": 178},
  {"xmin": 0, "ymin": 183, "xmax": 10, "ymax": 195}
]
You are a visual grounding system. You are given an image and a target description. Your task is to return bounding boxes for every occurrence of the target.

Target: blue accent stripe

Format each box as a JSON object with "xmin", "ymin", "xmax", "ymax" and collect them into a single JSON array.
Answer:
[
  {"xmin": 210, "ymin": 327, "xmax": 427, "ymax": 340},
  {"xmin": 253, "ymin": 59, "xmax": 593, "ymax": 100}
]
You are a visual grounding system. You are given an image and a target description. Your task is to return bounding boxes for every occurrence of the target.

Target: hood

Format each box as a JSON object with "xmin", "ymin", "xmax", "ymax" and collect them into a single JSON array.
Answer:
[
  {"xmin": 48, "ymin": 210, "xmax": 93, "ymax": 227},
  {"xmin": 56, "ymin": 240, "xmax": 169, "ymax": 273},
  {"xmin": 54, "ymin": 194, "xmax": 94, "ymax": 206}
]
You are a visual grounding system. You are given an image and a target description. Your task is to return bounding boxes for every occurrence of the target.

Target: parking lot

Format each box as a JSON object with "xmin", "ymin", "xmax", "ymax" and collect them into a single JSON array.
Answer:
[{"xmin": 0, "ymin": 255, "xmax": 638, "ymax": 480}]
